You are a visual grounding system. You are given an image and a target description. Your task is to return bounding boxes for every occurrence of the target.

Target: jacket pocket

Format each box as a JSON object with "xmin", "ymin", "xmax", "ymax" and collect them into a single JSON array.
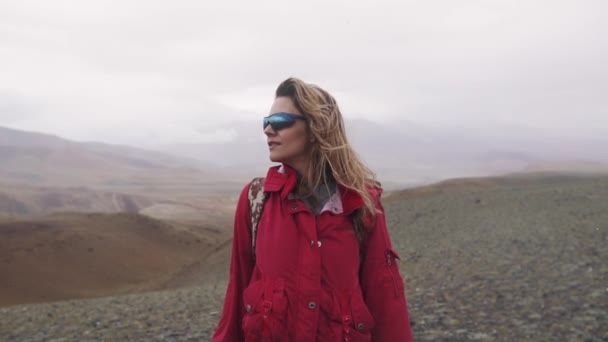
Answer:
[
  {"xmin": 319, "ymin": 290, "xmax": 376, "ymax": 342},
  {"xmin": 242, "ymin": 279, "xmax": 289, "ymax": 342},
  {"xmin": 349, "ymin": 291, "xmax": 376, "ymax": 341}
]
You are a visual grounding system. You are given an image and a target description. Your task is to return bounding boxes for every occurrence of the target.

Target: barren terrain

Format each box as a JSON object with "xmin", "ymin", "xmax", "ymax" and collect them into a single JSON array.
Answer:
[{"xmin": 1, "ymin": 172, "xmax": 607, "ymax": 341}]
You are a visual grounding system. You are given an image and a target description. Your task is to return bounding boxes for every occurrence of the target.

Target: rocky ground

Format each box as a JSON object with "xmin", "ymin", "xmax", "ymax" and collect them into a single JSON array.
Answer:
[
  {"xmin": 0, "ymin": 285, "xmax": 225, "ymax": 341},
  {"xmin": 386, "ymin": 173, "xmax": 608, "ymax": 341},
  {"xmin": 1, "ymin": 172, "xmax": 607, "ymax": 341}
]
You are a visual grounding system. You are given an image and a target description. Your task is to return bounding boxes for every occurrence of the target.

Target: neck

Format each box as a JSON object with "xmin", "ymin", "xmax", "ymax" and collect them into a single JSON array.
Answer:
[{"xmin": 285, "ymin": 159, "xmax": 309, "ymax": 180}]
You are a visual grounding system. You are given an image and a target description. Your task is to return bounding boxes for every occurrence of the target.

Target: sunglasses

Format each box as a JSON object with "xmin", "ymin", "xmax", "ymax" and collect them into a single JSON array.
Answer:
[{"xmin": 263, "ymin": 112, "xmax": 306, "ymax": 131}]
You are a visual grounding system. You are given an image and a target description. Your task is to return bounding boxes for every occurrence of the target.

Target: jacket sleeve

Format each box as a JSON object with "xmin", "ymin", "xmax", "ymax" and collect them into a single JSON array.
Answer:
[
  {"xmin": 360, "ymin": 196, "xmax": 414, "ymax": 342},
  {"xmin": 212, "ymin": 184, "xmax": 254, "ymax": 342}
]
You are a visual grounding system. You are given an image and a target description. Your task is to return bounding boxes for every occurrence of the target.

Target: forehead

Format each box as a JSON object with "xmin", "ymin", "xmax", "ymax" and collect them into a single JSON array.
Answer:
[{"xmin": 270, "ymin": 96, "xmax": 301, "ymax": 115}]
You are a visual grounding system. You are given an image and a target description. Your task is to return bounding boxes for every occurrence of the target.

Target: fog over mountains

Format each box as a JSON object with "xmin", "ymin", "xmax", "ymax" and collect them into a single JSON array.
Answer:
[
  {"xmin": 155, "ymin": 119, "xmax": 608, "ymax": 187},
  {"xmin": 2, "ymin": 122, "xmax": 608, "ymax": 191}
]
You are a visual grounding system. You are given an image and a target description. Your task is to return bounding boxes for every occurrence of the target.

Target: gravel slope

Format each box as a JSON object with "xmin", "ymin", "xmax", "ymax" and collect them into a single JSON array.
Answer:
[{"xmin": 1, "ymin": 173, "xmax": 607, "ymax": 341}]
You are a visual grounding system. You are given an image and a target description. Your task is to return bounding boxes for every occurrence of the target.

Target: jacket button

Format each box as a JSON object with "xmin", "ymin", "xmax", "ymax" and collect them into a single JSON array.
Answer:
[
  {"xmin": 245, "ymin": 304, "xmax": 252, "ymax": 312},
  {"xmin": 308, "ymin": 301, "xmax": 317, "ymax": 310},
  {"xmin": 317, "ymin": 240, "xmax": 322, "ymax": 247},
  {"xmin": 291, "ymin": 205, "xmax": 298, "ymax": 210},
  {"xmin": 356, "ymin": 322, "xmax": 365, "ymax": 330}
]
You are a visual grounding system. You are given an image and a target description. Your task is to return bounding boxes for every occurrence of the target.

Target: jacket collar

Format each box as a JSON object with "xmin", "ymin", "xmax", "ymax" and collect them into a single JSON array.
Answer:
[
  {"xmin": 263, "ymin": 164, "xmax": 372, "ymax": 215},
  {"xmin": 263, "ymin": 164, "xmax": 298, "ymax": 200},
  {"xmin": 338, "ymin": 184, "xmax": 365, "ymax": 215}
]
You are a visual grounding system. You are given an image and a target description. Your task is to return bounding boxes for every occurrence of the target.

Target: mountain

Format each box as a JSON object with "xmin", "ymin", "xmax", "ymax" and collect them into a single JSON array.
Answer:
[
  {"xmin": 0, "ymin": 125, "xmax": 204, "ymax": 168},
  {"xmin": 0, "ymin": 125, "xmax": 245, "ymax": 195}
]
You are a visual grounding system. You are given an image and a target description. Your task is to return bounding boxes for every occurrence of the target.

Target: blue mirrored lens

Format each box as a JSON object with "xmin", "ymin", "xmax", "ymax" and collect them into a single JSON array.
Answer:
[{"xmin": 263, "ymin": 113, "xmax": 305, "ymax": 130}]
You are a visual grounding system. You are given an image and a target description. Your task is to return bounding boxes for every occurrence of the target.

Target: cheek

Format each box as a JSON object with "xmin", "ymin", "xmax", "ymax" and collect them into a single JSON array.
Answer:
[
  {"xmin": 281, "ymin": 126, "xmax": 309, "ymax": 150},
  {"xmin": 289, "ymin": 130, "xmax": 310, "ymax": 152}
]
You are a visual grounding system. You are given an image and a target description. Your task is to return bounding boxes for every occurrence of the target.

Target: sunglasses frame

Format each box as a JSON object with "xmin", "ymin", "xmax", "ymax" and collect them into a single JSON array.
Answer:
[{"xmin": 263, "ymin": 112, "xmax": 307, "ymax": 131}]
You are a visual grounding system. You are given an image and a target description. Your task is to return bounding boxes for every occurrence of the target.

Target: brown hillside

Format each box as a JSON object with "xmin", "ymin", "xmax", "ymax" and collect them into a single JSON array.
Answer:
[
  {"xmin": 0, "ymin": 212, "xmax": 228, "ymax": 307},
  {"xmin": 385, "ymin": 171, "xmax": 608, "ymax": 200}
]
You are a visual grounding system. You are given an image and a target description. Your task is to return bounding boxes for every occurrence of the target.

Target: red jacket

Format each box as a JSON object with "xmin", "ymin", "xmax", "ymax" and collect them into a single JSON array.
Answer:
[{"xmin": 212, "ymin": 165, "xmax": 413, "ymax": 341}]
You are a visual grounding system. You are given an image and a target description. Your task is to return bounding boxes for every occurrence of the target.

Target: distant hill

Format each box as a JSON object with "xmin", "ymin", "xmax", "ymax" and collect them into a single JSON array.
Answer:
[
  {"xmin": 0, "ymin": 126, "xmax": 244, "ymax": 194},
  {"xmin": 0, "ymin": 183, "xmax": 158, "ymax": 217},
  {"xmin": 0, "ymin": 126, "xmax": 205, "ymax": 169},
  {"xmin": 522, "ymin": 160, "xmax": 608, "ymax": 173}
]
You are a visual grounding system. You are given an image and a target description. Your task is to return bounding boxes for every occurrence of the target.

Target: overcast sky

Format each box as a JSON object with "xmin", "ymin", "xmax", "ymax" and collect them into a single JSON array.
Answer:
[{"xmin": 0, "ymin": 0, "xmax": 606, "ymax": 148}]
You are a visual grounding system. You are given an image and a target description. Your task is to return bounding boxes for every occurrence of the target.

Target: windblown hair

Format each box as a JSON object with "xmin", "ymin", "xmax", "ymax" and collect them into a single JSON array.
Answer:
[{"xmin": 275, "ymin": 77, "xmax": 381, "ymax": 218}]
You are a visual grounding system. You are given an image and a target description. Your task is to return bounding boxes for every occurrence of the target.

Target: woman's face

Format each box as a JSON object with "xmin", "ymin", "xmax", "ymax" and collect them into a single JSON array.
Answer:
[{"xmin": 264, "ymin": 96, "xmax": 310, "ymax": 172}]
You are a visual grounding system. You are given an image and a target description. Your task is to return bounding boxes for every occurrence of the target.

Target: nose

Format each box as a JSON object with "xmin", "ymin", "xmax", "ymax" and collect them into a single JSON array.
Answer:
[{"xmin": 264, "ymin": 124, "xmax": 276, "ymax": 137}]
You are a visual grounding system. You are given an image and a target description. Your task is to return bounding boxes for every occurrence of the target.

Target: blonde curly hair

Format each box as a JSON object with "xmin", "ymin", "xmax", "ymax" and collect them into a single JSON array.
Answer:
[{"xmin": 275, "ymin": 77, "xmax": 381, "ymax": 218}]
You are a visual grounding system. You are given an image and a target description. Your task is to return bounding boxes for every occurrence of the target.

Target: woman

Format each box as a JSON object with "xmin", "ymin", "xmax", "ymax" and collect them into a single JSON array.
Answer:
[{"xmin": 212, "ymin": 78, "xmax": 413, "ymax": 341}]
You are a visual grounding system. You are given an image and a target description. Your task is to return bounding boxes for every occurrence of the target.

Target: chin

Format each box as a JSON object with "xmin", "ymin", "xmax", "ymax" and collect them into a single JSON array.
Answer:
[{"xmin": 269, "ymin": 153, "xmax": 282, "ymax": 163}]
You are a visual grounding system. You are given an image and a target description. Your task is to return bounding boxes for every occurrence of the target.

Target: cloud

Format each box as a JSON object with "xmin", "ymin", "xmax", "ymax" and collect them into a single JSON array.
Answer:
[
  {"xmin": 0, "ymin": 0, "xmax": 606, "ymax": 147},
  {"xmin": 0, "ymin": 91, "xmax": 46, "ymax": 123}
]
